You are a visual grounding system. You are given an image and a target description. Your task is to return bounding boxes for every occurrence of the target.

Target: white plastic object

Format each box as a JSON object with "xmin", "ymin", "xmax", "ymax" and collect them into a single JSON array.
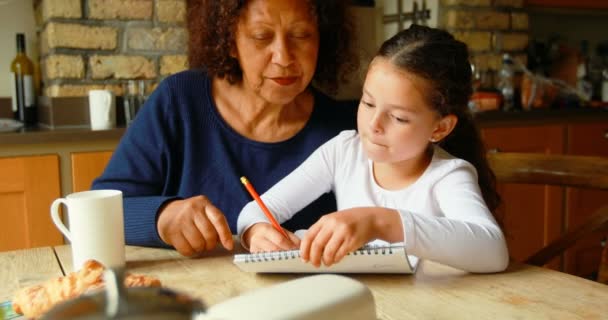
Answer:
[{"xmin": 197, "ymin": 274, "xmax": 376, "ymax": 320}]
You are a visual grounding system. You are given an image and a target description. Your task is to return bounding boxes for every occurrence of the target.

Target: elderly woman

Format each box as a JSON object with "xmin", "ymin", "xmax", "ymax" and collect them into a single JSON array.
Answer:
[{"xmin": 92, "ymin": 0, "xmax": 358, "ymax": 256}]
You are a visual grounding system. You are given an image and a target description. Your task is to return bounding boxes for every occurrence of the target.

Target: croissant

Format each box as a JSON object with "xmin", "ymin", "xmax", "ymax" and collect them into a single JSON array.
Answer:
[{"xmin": 12, "ymin": 260, "xmax": 161, "ymax": 319}]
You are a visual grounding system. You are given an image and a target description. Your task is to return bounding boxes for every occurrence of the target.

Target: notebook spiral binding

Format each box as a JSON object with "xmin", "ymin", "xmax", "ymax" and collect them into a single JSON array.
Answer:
[{"xmin": 244, "ymin": 246, "xmax": 395, "ymax": 263}]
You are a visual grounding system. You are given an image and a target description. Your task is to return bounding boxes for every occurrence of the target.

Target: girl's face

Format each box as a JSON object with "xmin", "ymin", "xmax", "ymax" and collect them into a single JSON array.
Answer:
[
  {"xmin": 357, "ymin": 57, "xmax": 450, "ymax": 165},
  {"xmin": 234, "ymin": 0, "xmax": 320, "ymax": 105}
]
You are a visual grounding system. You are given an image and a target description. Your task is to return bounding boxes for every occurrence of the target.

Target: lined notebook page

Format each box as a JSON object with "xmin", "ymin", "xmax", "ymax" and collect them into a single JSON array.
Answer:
[{"xmin": 233, "ymin": 243, "xmax": 419, "ymax": 274}]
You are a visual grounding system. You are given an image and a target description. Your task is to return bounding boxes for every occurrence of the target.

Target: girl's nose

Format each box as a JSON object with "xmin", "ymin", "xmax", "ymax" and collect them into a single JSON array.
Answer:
[{"xmin": 369, "ymin": 113, "xmax": 383, "ymax": 134}]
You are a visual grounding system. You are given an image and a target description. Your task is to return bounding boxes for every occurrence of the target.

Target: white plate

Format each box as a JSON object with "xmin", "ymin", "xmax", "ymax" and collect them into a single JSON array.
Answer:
[{"xmin": 0, "ymin": 118, "xmax": 24, "ymax": 132}]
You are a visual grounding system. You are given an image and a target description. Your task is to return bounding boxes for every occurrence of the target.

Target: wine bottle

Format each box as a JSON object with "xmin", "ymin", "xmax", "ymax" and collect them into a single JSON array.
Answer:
[{"xmin": 10, "ymin": 33, "xmax": 37, "ymax": 126}]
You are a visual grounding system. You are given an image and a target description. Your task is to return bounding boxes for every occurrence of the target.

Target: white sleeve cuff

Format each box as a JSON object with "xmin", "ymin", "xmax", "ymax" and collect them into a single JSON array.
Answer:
[
  {"xmin": 236, "ymin": 201, "xmax": 269, "ymax": 235},
  {"xmin": 398, "ymin": 210, "xmax": 416, "ymax": 251}
]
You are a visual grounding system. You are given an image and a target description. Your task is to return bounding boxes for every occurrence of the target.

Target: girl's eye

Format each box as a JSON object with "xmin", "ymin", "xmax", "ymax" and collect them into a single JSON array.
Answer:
[
  {"xmin": 392, "ymin": 115, "xmax": 408, "ymax": 123},
  {"xmin": 361, "ymin": 100, "xmax": 374, "ymax": 108}
]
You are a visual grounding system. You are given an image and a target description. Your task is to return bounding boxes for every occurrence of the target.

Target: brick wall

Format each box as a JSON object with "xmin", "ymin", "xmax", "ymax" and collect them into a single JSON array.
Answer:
[
  {"xmin": 35, "ymin": 0, "xmax": 188, "ymax": 97},
  {"xmin": 34, "ymin": 0, "xmax": 528, "ymax": 97},
  {"xmin": 439, "ymin": 0, "xmax": 529, "ymax": 86}
]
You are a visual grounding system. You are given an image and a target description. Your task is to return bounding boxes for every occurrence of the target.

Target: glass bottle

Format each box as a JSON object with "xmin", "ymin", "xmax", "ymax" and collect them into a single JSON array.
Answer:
[
  {"xmin": 497, "ymin": 53, "xmax": 515, "ymax": 111},
  {"xmin": 123, "ymin": 80, "xmax": 147, "ymax": 126},
  {"xmin": 602, "ymin": 69, "xmax": 608, "ymax": 103},
  {"xmin": 10, "ymin": 33, "xmax": 37, "ymax": 125},
  {"xmin": 577, "ymin": 40, "xmax": 593, "ymax": 101}
]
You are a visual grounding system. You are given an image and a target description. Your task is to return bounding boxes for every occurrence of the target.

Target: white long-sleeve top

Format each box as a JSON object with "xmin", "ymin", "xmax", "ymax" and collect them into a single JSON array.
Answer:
[{"xmin": 237, "ymin": 130, "xmax": 509, "ymax": 273}]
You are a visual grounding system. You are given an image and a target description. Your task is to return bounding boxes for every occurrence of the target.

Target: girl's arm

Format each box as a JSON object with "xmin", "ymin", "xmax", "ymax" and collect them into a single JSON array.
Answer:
[
  {"xmin": 299, "ymin": 206, "xmax": 403, "ymax": 267},
  {"xmin": 237, "ymin": 132, "xmax": 349, "ymax": 250},
  {"xmin": 399, "ymin": 165, "xmax": 509, "ymax": 273}
]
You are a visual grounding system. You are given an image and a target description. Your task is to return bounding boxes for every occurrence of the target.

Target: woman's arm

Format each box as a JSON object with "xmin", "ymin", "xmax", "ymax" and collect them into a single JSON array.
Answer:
[
  {"xmin": 92, "ymin": 82, "xmax": 177, "ymax": 247},
  {"xmin": 92, "ymin": 79, "xmax": 233, "ymax": 255}
]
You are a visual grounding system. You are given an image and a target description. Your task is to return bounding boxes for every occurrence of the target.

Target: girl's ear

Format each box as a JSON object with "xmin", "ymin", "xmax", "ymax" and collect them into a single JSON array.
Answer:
[{"xmin": 430, "ymin": 114, "xmax": 458, "ymax": 142}]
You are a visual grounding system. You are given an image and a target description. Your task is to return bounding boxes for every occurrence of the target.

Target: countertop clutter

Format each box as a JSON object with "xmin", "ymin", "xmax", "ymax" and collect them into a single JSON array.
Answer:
[{"xmin": 0, "ymin": 96, "xmax": 127, "ymax": 145}]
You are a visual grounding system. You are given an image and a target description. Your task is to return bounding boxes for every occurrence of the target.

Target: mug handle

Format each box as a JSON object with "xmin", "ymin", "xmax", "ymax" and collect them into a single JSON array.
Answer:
[{"xmin": 50, "ymin": 198, "xmax": 72, "ymax": 241}]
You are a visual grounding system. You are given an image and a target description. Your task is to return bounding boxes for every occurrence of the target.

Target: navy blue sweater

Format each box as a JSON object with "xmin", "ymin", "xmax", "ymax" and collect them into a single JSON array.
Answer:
[{"xmin": 93, "ymin": 70, "xmax": 356, "ymax": 247}]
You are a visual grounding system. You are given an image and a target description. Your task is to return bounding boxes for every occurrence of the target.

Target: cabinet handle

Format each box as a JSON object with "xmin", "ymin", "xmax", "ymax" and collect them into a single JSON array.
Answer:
[{"xmin": 488, "ymin": 148, "xmax": 501, "ymax": 153}]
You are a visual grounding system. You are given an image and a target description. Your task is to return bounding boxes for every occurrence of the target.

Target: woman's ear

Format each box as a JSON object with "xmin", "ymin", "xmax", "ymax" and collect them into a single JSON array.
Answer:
[
  {"xmin": 430, "ymin": 114, "xmax": 458, "ymax": 142},
  {"xmin": 229, "ymin": 44, "xmax": 237, "ymax": 59}
]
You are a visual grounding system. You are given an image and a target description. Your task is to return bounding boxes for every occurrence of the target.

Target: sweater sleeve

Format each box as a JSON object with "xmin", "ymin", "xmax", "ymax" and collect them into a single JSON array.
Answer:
[
  {"xmin": 237, "ymin": 132, "xmax": 344, "ymax": 236},
  {"xmin": 92, "ymin": 81, "xmax": 179, "ymax": 248},
  {"xmin": 400, "ymin": 165, "xmax": 509, "ymax": 273}
]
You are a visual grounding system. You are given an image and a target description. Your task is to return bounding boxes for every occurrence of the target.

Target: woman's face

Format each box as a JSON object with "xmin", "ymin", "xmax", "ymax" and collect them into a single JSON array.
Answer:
[
  {"xmin": 234, "ymin": 0, "xmax": 320, "ymax": 105},
  {"xmin": 357, "ymin": 58, "xmax": 443, "ymax": 164}
]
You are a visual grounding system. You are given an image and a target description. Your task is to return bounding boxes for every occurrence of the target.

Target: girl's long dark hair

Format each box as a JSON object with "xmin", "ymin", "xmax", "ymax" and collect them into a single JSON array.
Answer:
[{"xmin": 377, "ymin": 25, "xmax": 500, "ymax": 215}]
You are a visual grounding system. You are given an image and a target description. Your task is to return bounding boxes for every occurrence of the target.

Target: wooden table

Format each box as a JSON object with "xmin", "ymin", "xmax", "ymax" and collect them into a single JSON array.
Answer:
[{"xmin": 1, "ymin": 245, "xmax": 607, "ymax": 320}]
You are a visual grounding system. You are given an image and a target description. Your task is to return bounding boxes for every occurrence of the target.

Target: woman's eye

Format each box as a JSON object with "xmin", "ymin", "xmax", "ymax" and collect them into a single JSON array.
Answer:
[
  {"xmin": 291, "ymin": 32, "xmax": 311, "ymax": 39},
  {"xmin": 251, "ymin": 33, "xmax": 272, "ymax": 40}
]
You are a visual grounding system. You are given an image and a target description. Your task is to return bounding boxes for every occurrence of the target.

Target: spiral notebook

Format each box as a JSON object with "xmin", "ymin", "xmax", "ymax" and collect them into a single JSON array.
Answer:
[{"xmin": 233, "ymin": 243, "xmax": 418, "ymax": 274}]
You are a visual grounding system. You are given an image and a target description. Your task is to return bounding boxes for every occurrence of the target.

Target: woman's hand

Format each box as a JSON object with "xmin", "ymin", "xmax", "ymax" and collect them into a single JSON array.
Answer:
[
  {"xmin": 157, "ymin": 195, "xmax": 234, "ymax": 256},
  {"xmin": 243, "ymin": 223, "xmax": 300, "ymax": 253},
  {"xmin": 300, "ymin": 207, "xmax": 403, "ymax": 267}
]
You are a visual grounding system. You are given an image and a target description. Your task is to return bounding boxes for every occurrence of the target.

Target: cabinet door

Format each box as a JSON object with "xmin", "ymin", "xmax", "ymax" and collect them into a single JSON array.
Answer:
[
  {"xmin": 71, "ymin": 151, "xmax": 113, "ymax": 193},
  {"xmin": 564, "ymin": 122, "xmax": 608, "ymax": 278},
  {"xmin": 0, "ymin": 155, "xmax": 63, "ymax": 251},
  {"xmin": 482, "ymin": 125, "xmax": 565, "ymax": 266}
]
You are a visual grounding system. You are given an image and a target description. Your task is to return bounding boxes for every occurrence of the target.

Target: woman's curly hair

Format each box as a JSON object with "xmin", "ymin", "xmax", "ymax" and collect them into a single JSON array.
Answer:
[{"xmin": 186, "ymin": 0, "xmax": 358, "ymax": 94}]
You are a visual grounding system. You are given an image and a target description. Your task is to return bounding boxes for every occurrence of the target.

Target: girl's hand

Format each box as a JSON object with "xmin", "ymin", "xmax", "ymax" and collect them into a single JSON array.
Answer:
[
  {"xmin": 243, "ymin": 223, "xmax": 300, "ymax": 253},
  {"xmin": 157, "ymin": 195, "xmax": 234, "ymax": 257},
  {"xmin": 300, "ymin": 207, "xmax": 403, "ymax": 267}
]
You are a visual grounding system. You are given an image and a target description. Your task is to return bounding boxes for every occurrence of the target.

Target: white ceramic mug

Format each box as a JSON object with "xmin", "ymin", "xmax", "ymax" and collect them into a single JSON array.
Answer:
[
  {"xmin": 88, "ymin": 89, "xmax": 116, "ymax": 130},
  {"xmin": 50, "ymin": 190, "xmax": 125, "ymax": 270}
]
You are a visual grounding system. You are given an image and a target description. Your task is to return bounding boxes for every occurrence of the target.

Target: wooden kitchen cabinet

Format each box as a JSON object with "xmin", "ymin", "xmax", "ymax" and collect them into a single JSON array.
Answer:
[
  {"xmin": 71, "ymin": 151, "xmax": 113, "ymax": 192},
  {"xmin": 481, "ymin": 120, "xmax": 608, "ymax": 279},
  {"xmin": 481, "ymin": 125, "xmax": 566, "ymax": 267},
  {"xmin": 563, "ymin": 122, "xmax": 608, "ymax": 278},
  {"xmin": 0, "ymin": 155, "xmax": 63, "ymax": 251}
]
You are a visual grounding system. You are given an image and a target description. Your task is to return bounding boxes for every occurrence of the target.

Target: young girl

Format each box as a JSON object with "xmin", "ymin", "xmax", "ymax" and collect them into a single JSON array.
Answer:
[{"xmin": 237, "ymin": 25, "xmax": 509, "ymax": 273}]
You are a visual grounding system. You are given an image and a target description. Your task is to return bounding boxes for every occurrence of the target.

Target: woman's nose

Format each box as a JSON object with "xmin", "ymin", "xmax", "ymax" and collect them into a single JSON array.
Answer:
[{"xmin": 271, "ymin": 37, "xmax": 294, "ymax": 67}]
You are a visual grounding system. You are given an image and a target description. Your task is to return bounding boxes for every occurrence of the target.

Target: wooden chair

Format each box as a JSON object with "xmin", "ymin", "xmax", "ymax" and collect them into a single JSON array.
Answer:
[{"xmin": 487, "ymin": 152, "xmax": 608, "ymax": 284}]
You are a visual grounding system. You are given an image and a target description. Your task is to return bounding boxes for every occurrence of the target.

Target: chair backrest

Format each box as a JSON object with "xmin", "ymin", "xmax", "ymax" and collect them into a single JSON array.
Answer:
[
  {"xmin": 487, "ymin": 152, "xmax": 608, "ymax": 190},
  {"xmin": 487, "ymin": 152, "xmax": 608, "ymax": 284}
]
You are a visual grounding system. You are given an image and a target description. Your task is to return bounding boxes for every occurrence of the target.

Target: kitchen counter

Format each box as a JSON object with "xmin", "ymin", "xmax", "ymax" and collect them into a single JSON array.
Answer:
[
  {"xmin": 474, "ymin": 107, "xmax": 608, "ymax": 127},
  {"xmin": 1, "ymin": 107, "xmax": 607, "ymax": 146},
  {"xmin": 0, "ymin": 126, "xmax": 125, "ymax": 145}
]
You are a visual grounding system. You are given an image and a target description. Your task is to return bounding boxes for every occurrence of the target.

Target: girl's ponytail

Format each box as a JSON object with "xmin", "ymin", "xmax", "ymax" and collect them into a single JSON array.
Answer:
[{"xmin": 439, "ymin": 112, "xmax": 500, "ymax": 214}]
